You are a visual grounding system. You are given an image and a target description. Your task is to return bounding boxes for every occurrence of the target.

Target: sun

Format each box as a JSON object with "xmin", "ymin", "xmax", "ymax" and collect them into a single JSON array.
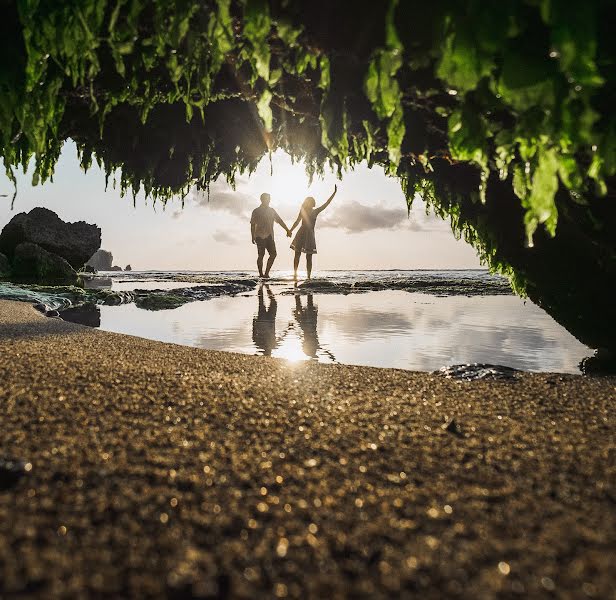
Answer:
[{"xmin": 265, "ymin": 151, "xmax": 313, "ymax": 206}]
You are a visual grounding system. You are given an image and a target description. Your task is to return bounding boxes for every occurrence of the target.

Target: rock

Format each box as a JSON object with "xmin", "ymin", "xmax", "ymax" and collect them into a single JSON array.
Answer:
[
  {"xmin": 135, "ymin": 293, "xmax": 187, "ymax": 310},
  {"xmin": 86, "ymin": 249, "xmax": 113, "ymax": 271},
  {"xmin": 12, "ymin": 242, "xmax": 79, "ymax": 285},
  {"xmin": 438, "ymin": 364, "xmax": 519, "ymax": 381},
  {"xmin": 125, "ymin": 264, "xmax": 132, "ymax": 271},
  {"xmin": 110, "ymin": 265, "xmax": 122, "ymax": 271},
  {"xmin": 580, "ymin": 349, "xmax": 616, "ymax": 375},
  {"xmin": 0, "ymin": 207, "xmax": 101, "ymax": 269},
  {"xmin": 443, "ymin": 418, "xmax": 463, "ymax": 437},
  {"xmin": 82, "ymin": 264, "xmax": 96, "ymax": 274},
  {"xmin": 59, "ymin": 304, "xmax": 101, "ymax": 327},
  {"xmin": 0, "ymin": 252, "xmax": 10, "ymax": 277}
]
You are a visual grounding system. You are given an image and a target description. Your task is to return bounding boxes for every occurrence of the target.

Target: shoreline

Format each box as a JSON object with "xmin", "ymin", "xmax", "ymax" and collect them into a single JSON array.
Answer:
[{"xmin": 0, "ymin": 299, "xmax": 614, "ymax": 597}]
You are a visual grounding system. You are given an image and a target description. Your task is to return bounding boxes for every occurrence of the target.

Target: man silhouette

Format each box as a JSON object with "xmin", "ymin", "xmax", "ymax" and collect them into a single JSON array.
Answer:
[{"xmin": 250, "ymin": 192, "xmax": 290, "ymax": 278}]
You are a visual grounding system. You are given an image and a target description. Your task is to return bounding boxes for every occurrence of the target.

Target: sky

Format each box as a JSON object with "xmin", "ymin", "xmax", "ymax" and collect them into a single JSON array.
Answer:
[{"xmin": 0, "ymin": 142, "xmax": 482, "ymax": 271}]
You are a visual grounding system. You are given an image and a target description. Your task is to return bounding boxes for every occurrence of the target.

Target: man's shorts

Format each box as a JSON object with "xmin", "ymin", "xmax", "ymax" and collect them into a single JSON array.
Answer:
[{"xmin": 255, "ymin": 235, "xmax": 276, "ymax": 254}]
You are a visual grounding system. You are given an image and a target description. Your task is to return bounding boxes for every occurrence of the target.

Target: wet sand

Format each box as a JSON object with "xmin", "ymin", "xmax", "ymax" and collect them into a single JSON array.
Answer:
[{"xmin": 0, "ymin": 299, "xmax": 614, "ymax": 598}]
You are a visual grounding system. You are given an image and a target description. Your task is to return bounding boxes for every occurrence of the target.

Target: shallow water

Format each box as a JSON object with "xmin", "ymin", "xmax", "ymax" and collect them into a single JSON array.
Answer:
[
  {"xmin": 1, "ymin": 270, "xmax": 592, "ymax": 373},
  {"xmin": 91, "ymin": 284, "xmax": 588, "ymax": 374}
]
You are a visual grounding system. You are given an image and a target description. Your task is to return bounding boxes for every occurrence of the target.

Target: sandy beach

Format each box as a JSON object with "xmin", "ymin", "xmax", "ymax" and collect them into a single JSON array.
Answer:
[{"xmin": 0, "ymin": 299, "xmax": 614, "ymax": 598}]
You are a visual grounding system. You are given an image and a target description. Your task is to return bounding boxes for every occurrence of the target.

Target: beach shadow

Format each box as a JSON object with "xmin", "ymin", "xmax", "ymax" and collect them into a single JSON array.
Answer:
[
  {"xmin": 252, "ymin": 285, "xmax": 278, "ymax": 356},
  {"xmin": 0, "ymin": 312, "xmax": 85, "ymax": 341}
]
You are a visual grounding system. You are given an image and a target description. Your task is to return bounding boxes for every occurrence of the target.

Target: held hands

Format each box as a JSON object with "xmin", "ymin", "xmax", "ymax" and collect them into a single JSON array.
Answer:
[{"xmin": 286, "ymin": 228, "xmax": 292, "ymax": 238}]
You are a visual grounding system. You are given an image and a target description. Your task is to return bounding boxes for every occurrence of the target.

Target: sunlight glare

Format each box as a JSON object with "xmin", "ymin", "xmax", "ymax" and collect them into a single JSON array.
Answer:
[
  {"xmin": 273, "ymin": 333, "xmax": 309, "ymax": 364},
  {"xmin": 261, "ymin": 151, "xmax": 317, "ymax": 207}
]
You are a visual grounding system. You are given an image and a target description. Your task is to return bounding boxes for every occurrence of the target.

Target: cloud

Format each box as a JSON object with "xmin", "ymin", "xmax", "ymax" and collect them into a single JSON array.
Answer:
[
  {"xmin": 212, "ymin": 229, "xmax": 236, "ymax": 244},
  {"xmin": 319, "ymin": 200, "xmax": 445, "ymax": 234},
  {"xmin": 188, "ymin": 178, "xmax": 255, "ymax": 218}
]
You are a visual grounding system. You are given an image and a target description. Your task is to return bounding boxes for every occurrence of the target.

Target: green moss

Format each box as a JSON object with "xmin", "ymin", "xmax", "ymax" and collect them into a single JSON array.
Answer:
[{"xmin": 134, "ymin": 294, "xmax": 188, "ymax": 311}]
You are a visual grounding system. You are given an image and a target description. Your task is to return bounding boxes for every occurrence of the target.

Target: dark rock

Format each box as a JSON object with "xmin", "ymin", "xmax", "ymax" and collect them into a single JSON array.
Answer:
[
  {"xmin": 59, "ymin": 304, "xmax": 101, "ymax": 327},
  {"xmin": 580, "ymin": 349, "xmax": 616, "ymax": 375},
  {"xmin": 135, "ymin": 293, "xmax": 187, "ymax": 310},
  {"xmin": 443, "ymin": 418, "xmax": 463, "ymax": 437},
  {"xmin": 0, "ymin": 252, "xmax": 10, "ymax": 277},
  {"xmin": 438, "ymin": 364, "xmax": 519, "ymax": 381},
  {"xmin": 0, "ymin": 458, "xmax": 31, "ymax": 490},
  {"xmin": 82, "ymin": 264, "xmax": 96, "ymax": 273},
  {"xmin": 110, "ymin": 265, "xmax": 122, "ymax": 271},
  {"xmin": 0, "ymin": 207, "xmax": 100, "ymax": 269},
  {"xmin": 125, "ymin": 264, "xmax": 132, "ymax": 271},
  {"xmin": 86, "ymin": 249, "xmax": 113, "ymax": 271},
  {"xmin": 12, "ymin": 242, "xmax": 79, "ymax": 285}
]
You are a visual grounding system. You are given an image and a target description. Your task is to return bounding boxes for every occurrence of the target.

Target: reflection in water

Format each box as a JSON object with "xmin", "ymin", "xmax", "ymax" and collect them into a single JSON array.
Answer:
[
  {"xmin": 294, "ymin": 293, "xmax": 319, "ymax": 358},
  {"xmin": 83, "ymin": 277, "xmax": 112, "ymax": 290},
  {"xmin": 289, "ymin": 293, "xmax": 336, "ymax": 362},
  {"xmin": 95, "ymin": 290, "xmax": 592, "ymax": 374},
  {"xmin": 252, "ymin": 285, "xmax": 277, "ymax": 356}
]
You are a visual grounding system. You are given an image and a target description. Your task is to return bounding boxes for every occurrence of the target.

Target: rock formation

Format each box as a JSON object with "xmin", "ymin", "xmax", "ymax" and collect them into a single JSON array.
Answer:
[
  {"xmin": 86, "ymin": 249, "xmax": 113, "ymax": 271},
  {"xmin": 110, "ymin": 265, "xmax": 123, "ymax": 271},
  {"xmin": 125, "ymin": 265, "xmax": 132, "ymax": 271},
  {"xmin": 12, "ymin": 242, "xmax": 78, "ymax": 284},
  {"xmin": 0, "ymin": 207, "xmax": 100, "ymax": 269},
  {"xmin": 0, "ymin": 253, "xmax": 10, "ymax": 277}
]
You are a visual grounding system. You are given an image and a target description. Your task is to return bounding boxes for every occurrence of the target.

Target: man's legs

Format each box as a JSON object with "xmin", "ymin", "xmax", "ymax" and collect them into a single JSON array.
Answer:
[
  {"xmin": 264, "ymin": 237, "xmax": 277, "ymax": 278},
  {"xmin": 256, "ymin": 245, "xmax": 265, "ymax": 277},
  {"xmin": 264, "ymin": 250, "xmax": 277, "ymax": 278},
  {"xmin": 306, "ymin": 254, "xmax": 313, "ymax": 279}
]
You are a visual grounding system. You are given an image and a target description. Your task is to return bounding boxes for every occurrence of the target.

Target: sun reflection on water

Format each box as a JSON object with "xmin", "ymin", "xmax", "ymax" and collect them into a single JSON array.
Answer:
[{"xmin": 273, "ymin": 333, "xmax": 310, "ymax": 364}]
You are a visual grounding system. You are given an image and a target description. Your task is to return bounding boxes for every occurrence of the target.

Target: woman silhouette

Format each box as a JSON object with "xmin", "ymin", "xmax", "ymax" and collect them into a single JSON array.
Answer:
[{"xmin": 289, "ymin": 185, "xmax": 337, "ymax": 280}]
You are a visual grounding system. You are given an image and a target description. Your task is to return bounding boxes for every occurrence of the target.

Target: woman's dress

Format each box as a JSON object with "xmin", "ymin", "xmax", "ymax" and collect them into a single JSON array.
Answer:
[{"xmin": 290, "ymin": 209, "xmax": 319, "ymax": 254}]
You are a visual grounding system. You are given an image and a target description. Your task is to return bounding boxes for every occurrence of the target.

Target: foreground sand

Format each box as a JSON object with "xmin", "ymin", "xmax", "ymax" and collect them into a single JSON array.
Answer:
[{"xmin": 0, "ymin": 299, "xmax": 614, "ymax": 599}]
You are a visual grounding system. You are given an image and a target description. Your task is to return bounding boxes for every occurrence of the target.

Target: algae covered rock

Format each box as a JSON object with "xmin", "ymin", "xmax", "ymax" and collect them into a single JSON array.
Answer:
[
  {"xmin": 134, "ymin": 293, "xmax": 187, "ymax": 311},
  {"xmin": 0, "ymin": 207, "xmax": 100, "ymax": 269},
  {"xmin": 12, "ymin": 242, "xmax": 78, "ymax": 285},
  {"xmin": 0, "ymin": 252, "xmax": 10, "ymax": 277}
]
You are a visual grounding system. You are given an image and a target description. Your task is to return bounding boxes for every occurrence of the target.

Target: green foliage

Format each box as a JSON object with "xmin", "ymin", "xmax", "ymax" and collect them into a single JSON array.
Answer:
[{"xmin": 0, "ymin": 0, "xmax": 614, "ymax": 287}]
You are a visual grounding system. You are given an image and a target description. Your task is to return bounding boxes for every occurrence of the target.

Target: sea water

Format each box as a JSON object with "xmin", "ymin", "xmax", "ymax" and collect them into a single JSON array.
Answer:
[{"xmin": 45, "ymin": 269, "xmax": 592, "ymax": 374}]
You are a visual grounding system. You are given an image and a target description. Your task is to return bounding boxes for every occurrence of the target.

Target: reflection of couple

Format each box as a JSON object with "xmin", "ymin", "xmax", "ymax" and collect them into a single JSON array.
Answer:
[
  {"xmin": 252, "ymin": 285, "xmax": 323, "ymax": 359},
  {"xmin": 250, "ymin": 186, "xmax": 337, "ymax": 280}
]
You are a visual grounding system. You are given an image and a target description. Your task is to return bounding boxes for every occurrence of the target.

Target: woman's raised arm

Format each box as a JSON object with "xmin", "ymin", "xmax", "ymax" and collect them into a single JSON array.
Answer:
[{"xmin": 316, "ymin": 184, "xmax": 337, "ymax": 213}]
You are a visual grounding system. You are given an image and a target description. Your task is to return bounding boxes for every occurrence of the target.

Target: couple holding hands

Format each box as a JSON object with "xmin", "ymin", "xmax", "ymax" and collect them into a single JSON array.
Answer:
[{"xmin": 250, "ymin": 185, "xmax": 337, "ymax": 280}]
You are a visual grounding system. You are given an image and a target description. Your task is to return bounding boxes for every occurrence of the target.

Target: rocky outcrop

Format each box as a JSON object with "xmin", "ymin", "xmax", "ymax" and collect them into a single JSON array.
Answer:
[
  {"xmin": 110, "ymin": 265, "xmax": 122, "ymax": 271},
  {"xmin": 0, "ymin": 253, "xmax": 10, "ymax": 277},
  {"xmin": 125, "ymin": 264, "xmax": 132, "ymax": 271},
  {"xmin": 12, "ymin": 242, "xmax": 78, "ymax": 285},
  {"xmin": 86, "ymin": 249, "xmax": 113, "ymax": 271},
  {"xmin": 0, "ymin": 207, "xmax": 100, "ymax": 269}
]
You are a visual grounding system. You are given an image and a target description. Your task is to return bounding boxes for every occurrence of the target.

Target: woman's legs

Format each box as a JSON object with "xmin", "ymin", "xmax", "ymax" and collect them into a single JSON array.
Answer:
[
  {"xmin": 293, "ymin": 250, "xmax": 302, "ymax": 280},
  {"xmin": 306, "ymin": 254, "xmax": 313, "ymax": 279}
]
